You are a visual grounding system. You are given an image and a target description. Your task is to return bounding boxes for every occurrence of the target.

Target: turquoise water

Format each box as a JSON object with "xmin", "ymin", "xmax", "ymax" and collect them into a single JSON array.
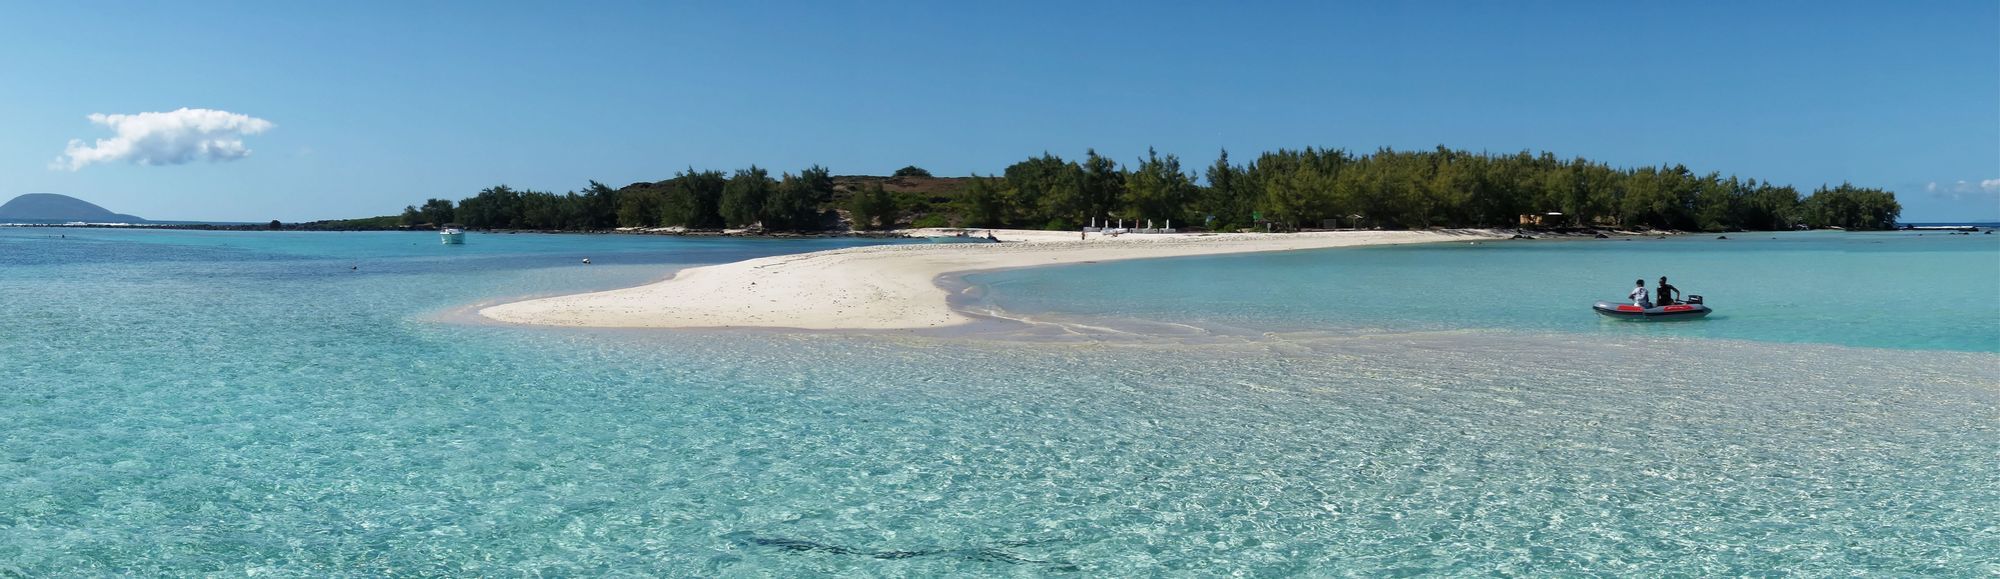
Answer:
[
  {"xmin": 2, "ymin": 227, "xmax": 1996, "ymax": 575},
  {"xmin": 969, "ymin": 231, "xmax": 2000, "ymax": 352}
]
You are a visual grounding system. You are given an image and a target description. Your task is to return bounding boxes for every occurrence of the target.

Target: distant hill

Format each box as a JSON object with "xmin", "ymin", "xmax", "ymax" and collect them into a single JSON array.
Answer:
[
  {"xmin": 616, "ymin": 175, "xmax": 972, "ymax": 201},
  {"xmin": 830, "ymin": 175, "xmax": 971, "ymax": 198},
  {"xmin": 0, "ymin": 193, "xmax": 148, "ymax": 223}
]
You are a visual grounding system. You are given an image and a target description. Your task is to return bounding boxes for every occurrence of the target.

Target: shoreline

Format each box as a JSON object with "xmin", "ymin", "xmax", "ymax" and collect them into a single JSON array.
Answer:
[
  {"xmin": 15, "ymin": 221, "xmax": 1916, "ymax": 237},
  {"xmin": 476, "ymin": 229, "xmax": 1503, "ymax": 331}
]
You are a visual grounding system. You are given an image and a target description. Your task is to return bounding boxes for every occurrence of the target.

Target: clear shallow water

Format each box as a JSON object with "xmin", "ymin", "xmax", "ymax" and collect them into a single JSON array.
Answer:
[
  {"xmin": 2, "ymin": 227, "xmax": 1997, "ymax": 575},
  {"xmin": 968, "ymin": 231, "xmax": 2000, "ymax": 352}
]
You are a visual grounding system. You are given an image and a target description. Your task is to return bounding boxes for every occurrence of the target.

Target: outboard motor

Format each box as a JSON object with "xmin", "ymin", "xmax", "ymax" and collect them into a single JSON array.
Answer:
[{"xmin": 1687, "ymin": 295, "xmax": 1704, "ymax": 305}]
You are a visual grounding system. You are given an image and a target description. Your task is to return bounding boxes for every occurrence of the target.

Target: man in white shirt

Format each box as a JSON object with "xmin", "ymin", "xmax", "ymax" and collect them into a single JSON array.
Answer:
[{"xmin": 1629, "ymin": 279, "xmax": 1652, "ymax": 308}]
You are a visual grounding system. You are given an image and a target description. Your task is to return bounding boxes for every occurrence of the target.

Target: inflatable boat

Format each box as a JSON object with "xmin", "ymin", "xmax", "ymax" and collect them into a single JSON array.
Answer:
[{"xmin": 1592, "ymin": 295, "xmax": 1711, "ymax": 320}]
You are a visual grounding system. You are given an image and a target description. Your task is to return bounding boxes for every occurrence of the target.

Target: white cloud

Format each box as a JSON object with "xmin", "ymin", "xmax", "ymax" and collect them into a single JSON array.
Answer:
[
  {"xmin": 52, "ymin": 108, "xmax": 274, "ymax": 171},
  {"xmin": 1926, "ymin": 179, "xmax": 2000, "ymax": 200}
]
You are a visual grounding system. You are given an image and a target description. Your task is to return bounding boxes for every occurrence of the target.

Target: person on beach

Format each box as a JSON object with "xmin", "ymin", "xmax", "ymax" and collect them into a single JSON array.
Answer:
[
  {"xmin": 1629, "ymin": 279, "xmax": 1652, "ymax": 308},
  {"xmin": 1655, "ymin": 276, "xmax": 1680, "ymax": 306}
]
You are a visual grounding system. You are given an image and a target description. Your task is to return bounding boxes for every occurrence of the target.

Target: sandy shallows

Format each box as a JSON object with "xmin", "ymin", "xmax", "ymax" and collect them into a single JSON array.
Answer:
[{"xmin": 478, "ymin": 229, "xmax": 1497, "ymax": 330}]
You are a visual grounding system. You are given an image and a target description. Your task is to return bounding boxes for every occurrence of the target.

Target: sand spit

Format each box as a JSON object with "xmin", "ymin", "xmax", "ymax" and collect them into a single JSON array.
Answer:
[{"xmin": 478, "ymin": 229, "xmax": 1499, "ymax": 330}]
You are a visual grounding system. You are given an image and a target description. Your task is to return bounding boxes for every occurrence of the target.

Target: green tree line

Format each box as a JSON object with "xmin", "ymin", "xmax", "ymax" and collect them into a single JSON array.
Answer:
[
  {"xmin": 402, "ymin": 165, "xmax": 841, "ymax": 231},
  {"xmin": 400, "ymin": 147, "xmax": 1902, "ymax": 232},
  {"xmin": 971, "ymin": 147, "xmax": 1899, "ymax": 231}
]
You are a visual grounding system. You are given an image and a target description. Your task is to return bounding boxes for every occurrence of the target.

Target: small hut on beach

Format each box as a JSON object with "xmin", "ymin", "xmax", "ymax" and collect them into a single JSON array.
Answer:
[{"xmin": 1517, "ymin": 212, "xmax": 1564, "ymax": 227}]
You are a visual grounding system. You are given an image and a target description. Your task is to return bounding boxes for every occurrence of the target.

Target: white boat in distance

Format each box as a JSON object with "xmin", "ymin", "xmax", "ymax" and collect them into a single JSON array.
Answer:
[{"xmin": 440, "ymin": 226, "xmax": 465, "ymax": 245}]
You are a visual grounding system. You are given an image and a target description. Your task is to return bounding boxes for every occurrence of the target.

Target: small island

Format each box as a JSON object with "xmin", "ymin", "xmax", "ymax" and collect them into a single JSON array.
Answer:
[
  {"xmin": 392, "ymin": 146, "xmax": 1903, "ymax": 236},
  {"xmin": 0, "ymin": 193, "xmax": 148, "ymax": 224}
]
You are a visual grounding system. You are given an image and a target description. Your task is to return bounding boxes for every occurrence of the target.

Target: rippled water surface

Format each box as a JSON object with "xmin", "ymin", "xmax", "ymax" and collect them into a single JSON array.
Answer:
[
  {"xmin": 969, "ymin": 231, "xmax": 2000, "ymax": 352},
  {"xmin": 2, "ymin": 228, "xmax": 1996, "ymax": 575}
]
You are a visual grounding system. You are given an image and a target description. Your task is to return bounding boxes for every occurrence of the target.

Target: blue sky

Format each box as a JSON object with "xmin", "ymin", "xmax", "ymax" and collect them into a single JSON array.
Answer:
[{"xmin": 2, "ymin": 1, "xmax": 1994, "ymax": 222}]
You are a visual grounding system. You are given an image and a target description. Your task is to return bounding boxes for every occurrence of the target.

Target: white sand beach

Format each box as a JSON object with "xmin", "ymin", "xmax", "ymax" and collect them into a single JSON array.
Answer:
[{"xmin": 478, "ymin": 228, "xmax": 1499, "ymax": 330}]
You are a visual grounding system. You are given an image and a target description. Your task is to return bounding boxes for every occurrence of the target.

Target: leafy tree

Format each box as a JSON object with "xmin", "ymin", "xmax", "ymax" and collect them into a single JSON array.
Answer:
[
  {"xmin": 1800, "ymin": 183, "xmax": 1900, "ymax": 230},
  {"xmin": 1003, "ymin": 153, "xmax": 1078, "ymax": 227},
  {"xmin": 1735, "ymin": 180, "xmax": 1801, "ymax": 231},
  {"xmin": 799, "ymin": 165, "xmax": 836, "ymax": 205},
  {"xmin": 456, "ymin": 185, "xmax": 524, "ymax": 229},
  {"xmin": 720, "ymin": 166, "xmax": 774, "ymax": 228},
  {"xmin": 846, "ymin": 182, "xmax": 899, "ymax": 230},
  {"xmin": 424, "ymin": 198, "xmax": 455, "ymax": 225},
  {"xmin": 759, "ymin": 165, "xmax": 834, "ymax": 231},
  {"xmin": 615, "ymin": 184, "xmax": 664, "ymax": 228},
  {"xmin": 400, "ymin": 198, "xmax": 456, "ymax": 227},
  {"xmin": 1253, "ymin": 148, "xmax": 1341, "ymax": 229},
  {"xmin": 957, "ymin": 175, "xmax": 1006, "ymax": 228},
  {"xmin": 893, "ymin": 165, "xmax": 932, "ymax": 178},
  {"xmin": 1692, "ymin": 173, "xmax": 1736, "ymax": 232},
  {"xmin": 1198, "ymin": 149, "xmax": 1255, "ymax": 229},
  {"xmin": 661, "ymin": 169, "xmax": 727, "ymax": 228},
  {"xmin": 581, "ymin": 181, "xmax": 620, "ymax": 229},
  {"xmin": 1079, "ymin": 149, "xmax": 1125, "ymax": 225},
  {"xmin": 1122, "ymin": 148, "xmax": 1196, "ymax": 225},
  {"xmin": 522, "ymin": 191, "xmax": 564, "ymax": 229},
  {"xmin": 765, "ymin": 173, "xmax": 815, "ymax": 231},
  {"xmin": 1575, "ymin": 161, "xmax": 1621, "ymax": 227}
]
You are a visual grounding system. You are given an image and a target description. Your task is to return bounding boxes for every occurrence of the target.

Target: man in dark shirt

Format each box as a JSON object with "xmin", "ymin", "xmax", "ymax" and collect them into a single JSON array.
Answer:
[{"xmin": 1656, "ymin": 276, "xmax": 1681, "ymax": 306}]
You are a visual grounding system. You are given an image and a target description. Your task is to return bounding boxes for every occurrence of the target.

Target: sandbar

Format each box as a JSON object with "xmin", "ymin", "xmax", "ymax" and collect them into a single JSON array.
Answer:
[{"xmin": 478, "ymin": 229, "xmax": 1498, "ymax": 330}]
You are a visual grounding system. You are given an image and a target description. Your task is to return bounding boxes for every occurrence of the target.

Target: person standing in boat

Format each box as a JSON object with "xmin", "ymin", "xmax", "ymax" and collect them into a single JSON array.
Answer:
[
  {"xmin": 1629, "ymin": 279, "xmax": 1652, "ymax": 308},
  {"xmin": 1655, "ymin": 276, "xmax": 1681, "ymax": 306}
]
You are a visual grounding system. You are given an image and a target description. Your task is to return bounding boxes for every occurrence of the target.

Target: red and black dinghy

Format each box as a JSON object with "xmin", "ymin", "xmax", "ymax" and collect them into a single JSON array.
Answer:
[{"xmin": 1592, "ymin": 295, "xmax": 1712, "ymax": 320}]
